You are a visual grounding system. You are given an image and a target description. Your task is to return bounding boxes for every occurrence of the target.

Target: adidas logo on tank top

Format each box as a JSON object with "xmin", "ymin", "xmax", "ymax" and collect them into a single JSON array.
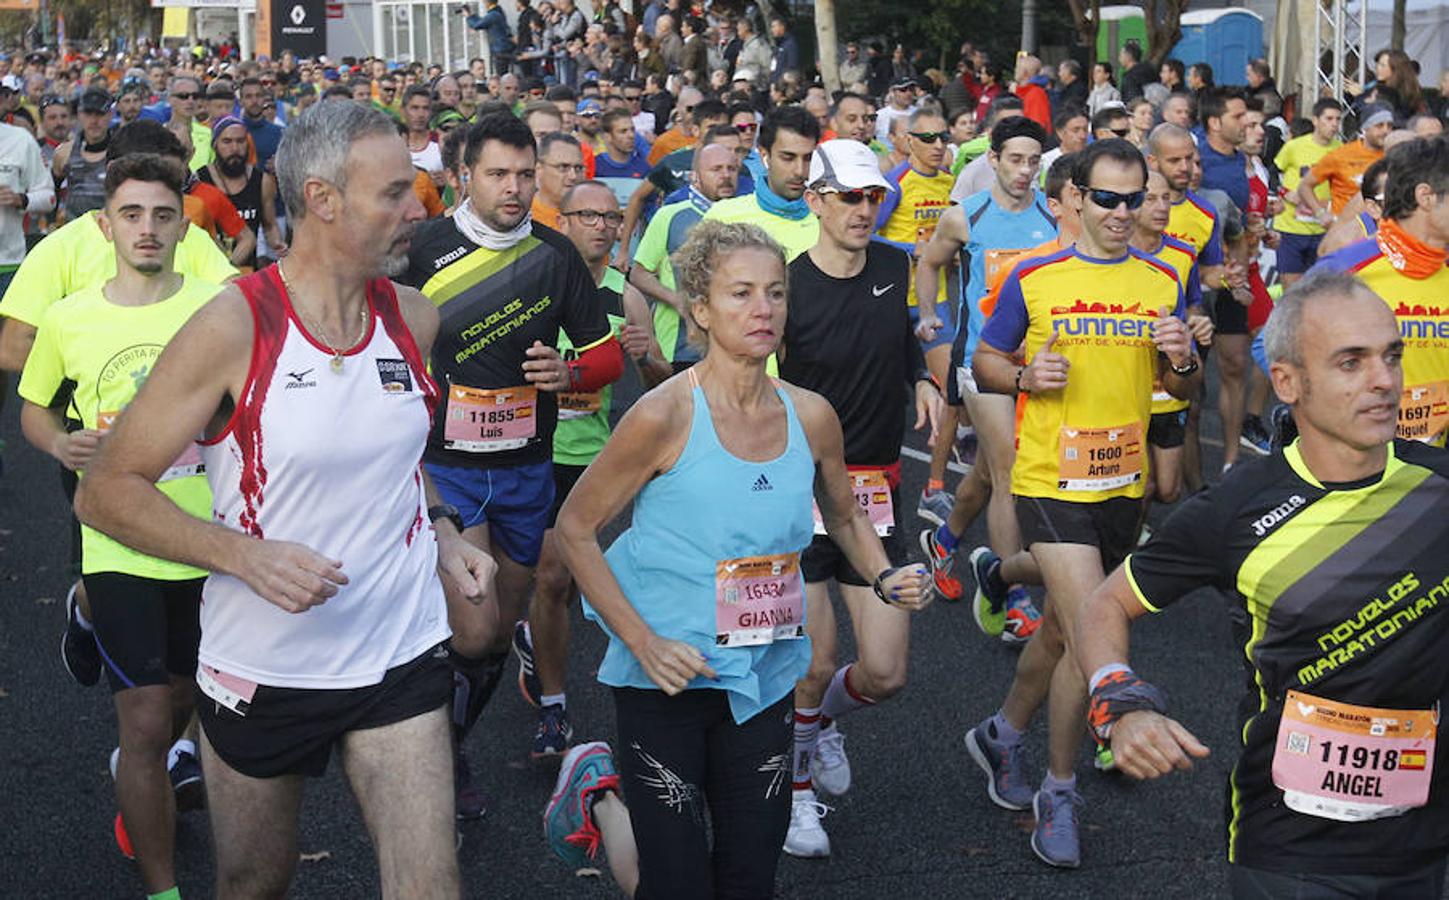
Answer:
[{"xmin": 752, "ymin": 474, "xmax": 772, "ymax": 492}]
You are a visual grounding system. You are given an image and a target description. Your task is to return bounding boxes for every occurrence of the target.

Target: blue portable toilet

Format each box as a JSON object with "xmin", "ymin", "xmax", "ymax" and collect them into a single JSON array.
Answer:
[{"xmin": 1171, "ymin": 9, "xmax": 1264, "ymax": 83}]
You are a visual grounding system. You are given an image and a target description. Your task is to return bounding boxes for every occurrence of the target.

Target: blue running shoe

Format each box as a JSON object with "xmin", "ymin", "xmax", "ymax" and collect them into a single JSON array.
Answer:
[
  {"xmin": 532, "ymin": 703, "xmax": 574, "ymax": 759},
  {"xmin": 544, "ymin": 741, "xmax": 621, "ymax": 871},
  {"xmin": 1001, "ymin": 587, "xmax": 1042, "ymax": 645},
  {"xmin": 513, "ymin": 619, "xmax": 542, "ymax": 708},
  {"xmin": 1031, "ymin": 786, "xmax": 1083, "ymax": 868},
  {"xmin": 918, "ymin": 527, "xmax": 964, "ymax": 601},
  {"xmin": 916, "ymin": 487, "xmax": 955, "ymax": 527},
  {"xmin": 968, "ymin": 547, "xmax": 1007, "ymax": 637},
  {"xmin": 964, "ymin": 720, "xmax": 1033, "ymax": 810}
]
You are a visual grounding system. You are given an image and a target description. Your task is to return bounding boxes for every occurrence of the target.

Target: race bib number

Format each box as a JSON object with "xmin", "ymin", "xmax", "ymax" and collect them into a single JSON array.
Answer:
[
  {"xmin": 812, "ymin": 470, "xmax": 894, "ymax": 536},
  {"xmin": 196, "ymin": 664, "xmax": 259, "ymax": 717},
  {"xmin": 714, "ymin": 553, "xmax": 805, "ymax": 648},
  {"xmin": 1058, "ymin": 422, "xmax": 1143, "ymax": 492},
  {"xmin": 1398, "ymin": 382, "xmax": 1448, "ymax": 443},
  {"xmin": 557, "ymin": 391, "xmax": 603, "ymax": 421},
  {"xmin": 443, "ymin": 385, "xmax": 538, "ymax": 452},
  {"xmin": 97, "ymin": 410, "xmax": 204, "ymax": 482},
  {"xmin": 984, "ymin": 247, "xmax": 1036, "ymax": 285},
  {"xmin": 1272, "ymin": 690, "xmax": 1436, "ymax": 822}
]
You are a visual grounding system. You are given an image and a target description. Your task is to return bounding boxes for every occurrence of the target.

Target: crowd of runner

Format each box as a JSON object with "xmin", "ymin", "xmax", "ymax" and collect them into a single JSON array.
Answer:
[{"xmin": 1, "ymin": 9, "xmax": 1447, "ymax": 898}]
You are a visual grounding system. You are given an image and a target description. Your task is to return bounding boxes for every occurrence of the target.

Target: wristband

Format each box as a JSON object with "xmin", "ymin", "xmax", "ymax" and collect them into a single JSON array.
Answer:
[
  {"xmin": 1015, "ymin": 366, "xmax": 1029, "ymax": 394},
  {"xmin": 565, "ymin": 359, "xmax": 582, "ymax": 390},
  {"xmin": 1087, "ymin": 667, "xmax": 1168, "ymax": 747},
  {"xmin": 872, "ymin": 566, "xmax": 901, "ymax": 604}
]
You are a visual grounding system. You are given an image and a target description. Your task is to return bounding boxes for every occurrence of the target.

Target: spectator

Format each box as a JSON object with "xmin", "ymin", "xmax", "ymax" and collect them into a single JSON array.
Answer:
[
  {"xmin": 553, "ymin": 0, "xmax": 588, "ymax": 88},
  {"xmin": 1055, "ymin": 59, "xmax": 1087, "ymax": 114},
  {"xmin": 1159, "ymin": 58, "xmax": 1185, "ymax": 92},
  {"xmin": 866, "ymin": 42, "xmax": 893, "ymax": 99},
  {"xmin": 1245, "ymin": 58, "xmax": 1275, "ymax": 96},
  {"xmin": 1162, "ymin": 92, "xmax": 1195, "ymax": 128},
  {"xmin": 875, "ymin": 77, "xmax": 918, "ymax": 144},
  {"xmin": 769, "ymin": 18, "xmax": 799, "ymax": 84},
  {"xmin": 1091, "ymin": 105, "xmax": 1132, "ymax": 140},
  {"xmin": 1127, "ymin": 96, "xmax": 1155, "ymax": 146},
  {"xmin": 839, "ymin": 42, "xmax": 868, "ymax": 88},
  {"xmin": 1012, "ymin": 54, "xmax": 1052, "ymax": 133},
  {"xmin": 708, "ymin": 17, "xmax": 742, "ymax": 76},
  {"xmin": 1118, "ymin": 40, "xmax": 1156, "ymax": 102},
  {"xmin": 654, "ymin": 14, "xmax": 684, "ymax": 74},
  {"xmin": 735, "ymin": 18, "xmax": 771, "ymax": 91},
  {"xmin": 463, "ymin": 0, "xmax": 515, "ymax": 76},
  {"xmin": 1187, "ymin": 62, "xmax": 1214, "ymax": 95},
  {"xmin": 1087, "ymin": 61, "xmax": 1121, "ymax": 116},
  {"xmin": 681, "ymin": 16, "xmax": 708, "ymax": 87}
]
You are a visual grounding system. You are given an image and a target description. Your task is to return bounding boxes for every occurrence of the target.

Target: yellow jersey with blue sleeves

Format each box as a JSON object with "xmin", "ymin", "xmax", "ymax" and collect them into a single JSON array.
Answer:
[
  {"xmin": 980, "ymin": 246, "xmax": 1184, "ymax": 502},
  {"xmin": 1145, "ymin": 235, "xmax": 1202, "ymax": 416},
  {"xmin": 1165, "ymin": 189, "xmax": 1224, "ymax": 268},
  {"xmin": 875, "ymin": 161, "xmax": 954, "ymax": 306}
]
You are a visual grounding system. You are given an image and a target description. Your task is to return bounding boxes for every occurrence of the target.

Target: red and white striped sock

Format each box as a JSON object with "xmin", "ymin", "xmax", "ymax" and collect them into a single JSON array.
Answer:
[
  {"xmin": 793, "ymin": 706, "xmax": 822, "ymax": 791},
  {"xmin": 820, "ymin": 664, "xmax": 874, "ymax": 722}
]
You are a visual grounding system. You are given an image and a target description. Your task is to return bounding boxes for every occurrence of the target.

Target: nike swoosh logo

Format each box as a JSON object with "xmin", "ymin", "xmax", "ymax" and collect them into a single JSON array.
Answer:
[{"xmin": 871, "ymin": 284, "xmax": 895, "ymax": 297}]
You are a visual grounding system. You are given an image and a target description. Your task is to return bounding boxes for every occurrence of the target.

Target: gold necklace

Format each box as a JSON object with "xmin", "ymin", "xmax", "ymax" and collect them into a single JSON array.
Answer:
[{"xmin": 278, "ymin": 264, "xmax": 368, "ymax": 374}]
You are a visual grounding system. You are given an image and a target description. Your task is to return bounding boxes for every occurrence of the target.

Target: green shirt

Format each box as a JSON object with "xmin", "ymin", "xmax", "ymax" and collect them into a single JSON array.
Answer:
[
  {"xmin": 553, "ymin": 267, "xmax": 627, "ymax": 466},
  {"xmin": 1272, "ymin": 133, "xmax": 1341, "ymax": 236},
  {"xmin": 188, "ymin": 119, "xmax": 214, "ymax": 171},
  {"xmin": 951, "ymin": 134, "xmax": 990, "ymax": 176},
  {"xmin": 633, "ymin": 197, "xmax": 707, "ymax": 363},
  {"xmin": 18, "ymin": 277, "xmax": 221, "ymax": 579},
  {"xmin": 702, "ymin": 194, "xmax": 819, "ymax": 262}
]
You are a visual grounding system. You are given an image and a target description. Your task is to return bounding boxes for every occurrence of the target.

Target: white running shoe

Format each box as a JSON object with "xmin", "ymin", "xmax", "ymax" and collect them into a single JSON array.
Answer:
[
  {"xmin": 782, "ymin": 789, "xmax": 832, "ymax": 858},
  {"xmin": 810, "ymin": 723, "xmax": 852, "ymax": 796}
]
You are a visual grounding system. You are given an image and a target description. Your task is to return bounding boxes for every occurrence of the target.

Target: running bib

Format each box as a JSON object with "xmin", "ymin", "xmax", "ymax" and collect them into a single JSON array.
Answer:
[
  {"xmin": 443, "ymin": 384, "xmax": 538, "ymax": 452},
  {"xmin": 1058, "ymin": 422, "xmax": 1143, "ymax": 492},
  {"xmin": 1398, "ymin": 382, "xmax": 1448, "ymax": 443},
  {"xmin": 1272, "ymin": 690, "xmax": 1436, "ymax": 822},
  {"xmin": 812, "ymin": 470, "xmax": 894, "ymax": 536},
  {"xmin": 557, "ymin": 390, "xmax": 603, "ymax": 421},
  {"xmin": 984, "ymin": 247, "xmax": 1036, "ymax": 286},
  {"xmin": 97, "ymin": 410, "xmax": 204, "ymax": 482},
  {"xmin": 196, "ymin": 664, "xmax": 259, "ymax": 717},
  {"xmin": 714, "ymin": 553, "xmax": 805, "ymax": 648}
]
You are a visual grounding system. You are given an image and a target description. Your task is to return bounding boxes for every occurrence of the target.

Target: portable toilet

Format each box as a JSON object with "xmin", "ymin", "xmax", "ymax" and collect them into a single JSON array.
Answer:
[
  {"xmin": 1171, "ymin": 9, "xmax": 1265, "ymax": 83},
  {"xmin": 1095, "ymin": 5, "xmax": 1147, "ymax": 67}
]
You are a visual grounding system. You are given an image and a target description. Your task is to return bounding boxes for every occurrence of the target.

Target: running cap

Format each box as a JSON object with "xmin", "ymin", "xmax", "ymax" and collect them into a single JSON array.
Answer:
[
  {"xmin": 78, "ymin": 87, "xmax": 112, "ymax": 113},
  {"xmin": 808, "ymin": 138, "xmax": 891, "ymax": 191}
]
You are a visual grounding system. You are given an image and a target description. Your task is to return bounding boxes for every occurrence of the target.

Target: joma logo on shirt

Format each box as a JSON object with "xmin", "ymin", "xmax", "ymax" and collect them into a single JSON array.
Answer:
[
  {"xmin": 433, "ymin": 245, "xmax": 470, "ymax": 270},
  {"xmin": 1251, "ymin": 494, "xmax": 1306, "ymax": 537}
]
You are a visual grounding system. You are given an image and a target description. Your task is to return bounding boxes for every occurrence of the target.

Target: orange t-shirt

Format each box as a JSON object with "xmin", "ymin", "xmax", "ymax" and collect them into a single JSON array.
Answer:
[
  {"xmin": 189, "ymin": 181, "xmax": 247, "ymax": 239},
  {"xmin": 1309, "ymin": 140, "xmax": 1383, "ymax": 214},
  {"xmin": 183, "ymin": 194, "xmax": 216, "ymax": 238},
  {"xmin": 532, "ymin": 197, "xmax": 561, "ymax": 231},
  {"xmin": 412, "ymin": 169, "xmax": 446, "ymax": 218},
  {"xmin": 978, "ymin": 237, "xmax": 1067, "ymax": 317},
  {"xmin": 647, "ymin": 128, "xmax": 695, "ymax": 166}
]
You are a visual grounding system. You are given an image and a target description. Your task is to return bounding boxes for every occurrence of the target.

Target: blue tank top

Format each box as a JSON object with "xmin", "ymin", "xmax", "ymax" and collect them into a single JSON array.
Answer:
[
  {"xmin": 959, "ymin": 189, "xmax": 1058, "ymax": 358},
  {"xmin": 584, "ymin": 377, "xmax": 815, "ymax": 724}
]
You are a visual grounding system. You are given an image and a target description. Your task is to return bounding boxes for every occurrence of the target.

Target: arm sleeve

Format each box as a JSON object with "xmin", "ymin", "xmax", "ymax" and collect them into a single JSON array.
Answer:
[
  {"xmin": 568, "ymin": 335, "xmax": 625, "ymax": 391},
  {"xmin": 1199, "ymin": 212, "xmax": 1224, "ymax": 267},
  {"xmin": 979, "ymin": 273, "xmax": 1029, "ymax": 353},
  {"xmin": 1121, "ymin": 489, "xmax": 1226, "ymax": 613},
  {"xmin": 16, "ymin": 308, "xmax": 65, "ymax": 407}
]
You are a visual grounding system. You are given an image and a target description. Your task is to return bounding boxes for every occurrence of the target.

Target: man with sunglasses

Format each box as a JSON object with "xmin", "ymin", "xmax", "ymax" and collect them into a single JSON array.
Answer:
[
  {"xmin": 917, "ymin": 117, "xmax": 1054, "ymax": 637},
  {"xmin": 967, "ymin": 139, "xmax": 1197, "ymax": 868},
  {"xmin": 778, "ymin": 138, "xmax": 941, "ymax": 859},
  {"xmin": 704, "ymin": 105, "xmax": 820, "ymax": 261},
  {"xmin": 1090, "ymin": 105, "xmax": 1132, "ymax": 142},
  {"xmin": 163, "ymin": 76, "xmax": 212, "ymax": 172},
  {"xmin": 875, "ymin": 107, "xmax": 958, "ymax": 523}
]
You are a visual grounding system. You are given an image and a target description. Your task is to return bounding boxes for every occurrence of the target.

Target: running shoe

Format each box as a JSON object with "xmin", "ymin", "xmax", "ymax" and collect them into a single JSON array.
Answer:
[
  {"xmin": 1001, "ymin": 588, "xmax": 1042, "ymax": 645},
  {"xmin": 1031, "ymin": 786, "xmax": 1084, "ymax": 868},
  {"xmin": 544, "ymin": 741, "xmax": 620, "ymax": 871},
  {"xmin": 1239, "ymin": 415, "xmax": 1272, "ymax": 456},
  {"xmin": 915, "ymin": 487, "xmax": 954, "ymax": 527},
  {"xmin": 917, "ymin": 527, "xmax": 964, "ymax": 601},
  {"xmin": 512, "ymin": 619, "xmax": 542, "ymax": 708},
  {"xmin": 782, "ymin": 789, "xmax": 832, "ymax": 858},
  {"xmin": 532, "ymin": 703, "xmax": 574, "ymax": 759},
  {"xmin": 1137, "ymin": 523, "xmax": 1153, "ymax": 546},
  {"xmin": 952, "ymin": 429, "xmax": 978, "ymax": 469},
  {"xmin": 967, "ymin": 547, "xmax": 1008, "ymax": 638},
  {"xmin": 61, "ymin": 584, "xmax": 101, "ymax": 687},
  {"xmin": 1093, "ymin": 746, "xmax": 1116, "ymax": 772},
  {"xmin": 963, "ymin": 720, "xmax": 1033, "ymax": 810},
  {"xmin": 454, "ymin": 748, "xmax": 488, "ymax": 821},
  {"xmin": 810, "ymin": 723, "xmax": 851, "ymax": 796},
  {"xmin": 170, "ymin": 749, "xmax": 206, "ymax": 812}
]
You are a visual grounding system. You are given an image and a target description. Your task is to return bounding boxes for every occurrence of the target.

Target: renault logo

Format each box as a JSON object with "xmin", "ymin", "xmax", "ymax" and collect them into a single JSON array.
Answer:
[{"xmin": 290, "ymin": 4, "xmax": 306, "ymax": 24}]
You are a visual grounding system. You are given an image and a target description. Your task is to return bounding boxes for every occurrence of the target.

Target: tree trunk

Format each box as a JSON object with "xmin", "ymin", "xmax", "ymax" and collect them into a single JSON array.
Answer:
[
  {"xmin": 1143, "ymin": 0, "xmax": 1188, "ymax": 66},
  {"xmin": 1066, "ymin": 0, "xmax": 1103, "ymax": 67},
  {"xmin": 1391, "ymin": 0, "xmax": 1406, "ymax": 51},
  {"xmin": 815, "ymin": 0, "xmax": 839, "ymax": 94}
]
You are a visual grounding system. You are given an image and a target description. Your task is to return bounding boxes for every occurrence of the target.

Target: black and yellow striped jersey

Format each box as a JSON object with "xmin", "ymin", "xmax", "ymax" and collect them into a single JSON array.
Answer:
[{"xmin": 1125, "ymin": 439, "xmax": 1449, "ymax": 876}]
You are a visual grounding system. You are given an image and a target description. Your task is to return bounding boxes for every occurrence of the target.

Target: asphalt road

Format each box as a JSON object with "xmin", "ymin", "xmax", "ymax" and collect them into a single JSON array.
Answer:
[{"xmin": 0, "ymin": 364, "xmax": 1287, "ymax": 898}]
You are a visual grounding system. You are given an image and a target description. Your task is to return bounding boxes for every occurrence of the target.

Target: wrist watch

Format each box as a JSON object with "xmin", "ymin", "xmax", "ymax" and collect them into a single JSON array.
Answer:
[
  {"xmin": 1170, "ymin": 356, "xmax": 1199, "ymax": 376},
  {"xmin": 427, "ymin": 503, "xmax": 465, "ymax": 534}
]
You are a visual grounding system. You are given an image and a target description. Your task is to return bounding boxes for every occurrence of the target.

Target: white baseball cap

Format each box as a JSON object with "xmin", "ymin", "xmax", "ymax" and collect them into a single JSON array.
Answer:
[{"xmin": 808, "ymin": 138, "xmax": 890, "ymax": 192}]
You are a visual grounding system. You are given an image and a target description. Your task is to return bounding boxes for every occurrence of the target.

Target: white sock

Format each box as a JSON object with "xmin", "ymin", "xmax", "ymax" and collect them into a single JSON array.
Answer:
[
  {"xmin": 819, "ymin": 665, "xmax": 873, "ymax": 721},
  {"xmin": 540, "ymin": 692, "xmax": 566, "ymax": 710},
  {"xmin": 793, "ymin": 707, "xmax": 822, "ymax": 792},
  {"xmin": 167, "ymin": 738, "xmax": 196, "ymax": 769},
  {"xmin": 956, "ymin": 424, "xmax": 975, "ymax": 440}
]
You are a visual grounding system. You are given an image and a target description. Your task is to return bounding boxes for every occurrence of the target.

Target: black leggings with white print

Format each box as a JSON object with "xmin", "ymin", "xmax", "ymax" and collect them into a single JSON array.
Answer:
[{"xmin": 613, "ymin": 687, "xmax": 794, "ymax": 899}]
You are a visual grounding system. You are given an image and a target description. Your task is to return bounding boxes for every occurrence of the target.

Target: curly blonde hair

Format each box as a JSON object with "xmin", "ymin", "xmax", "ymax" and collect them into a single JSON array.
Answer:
[{"xmin": 669, "ymin": 220, "xmax": 787, "ymax": 351}]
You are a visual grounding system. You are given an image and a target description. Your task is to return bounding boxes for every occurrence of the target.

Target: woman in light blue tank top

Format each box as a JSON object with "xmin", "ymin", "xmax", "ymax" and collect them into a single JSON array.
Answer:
[{"xmin": 541, "ymin": 222, "xmax": 932, "ymax": 897}]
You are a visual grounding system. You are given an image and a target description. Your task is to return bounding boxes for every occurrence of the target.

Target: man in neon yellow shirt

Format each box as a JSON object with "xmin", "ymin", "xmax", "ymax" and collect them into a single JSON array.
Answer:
[
  {"xmin": 1272, "ymin": 98, "xmax": 1342, "ymax": 286},
  {"xmin": 703, "ymin": 105, "xmax": 820, "ymax": 260},
  {"xmin": 18, "ymin": 154, "xmax": 221, "ymax": 900}
]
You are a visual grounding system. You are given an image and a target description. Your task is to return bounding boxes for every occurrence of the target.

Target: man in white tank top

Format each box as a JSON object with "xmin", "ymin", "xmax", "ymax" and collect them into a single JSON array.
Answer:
[{"xmin": 77, "ymin": 101, "xmax": 496, "ymax": 898}]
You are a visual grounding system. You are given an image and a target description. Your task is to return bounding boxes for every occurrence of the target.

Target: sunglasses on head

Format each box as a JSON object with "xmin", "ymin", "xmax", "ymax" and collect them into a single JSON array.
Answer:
[
  {"xmin": 816, "ymin": 185, "xmax": 887, "ymax": 205},
  {"xmin": 909, "ymin": 130, "xmax": 950, "ymax": 143},
  {"xmin": 1077, "ymin": 185, "xmax": 1146, "ymax": 210}
]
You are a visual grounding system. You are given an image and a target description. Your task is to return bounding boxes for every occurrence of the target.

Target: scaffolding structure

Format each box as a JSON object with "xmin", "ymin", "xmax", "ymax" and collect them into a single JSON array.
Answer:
[
  {"xmin": 371, "ymin": 1, "xmax": 491, "ymax": 70},
  {"xmin": 1311, "ymin": 0, "xmax": 1368, "ymax": 103}
]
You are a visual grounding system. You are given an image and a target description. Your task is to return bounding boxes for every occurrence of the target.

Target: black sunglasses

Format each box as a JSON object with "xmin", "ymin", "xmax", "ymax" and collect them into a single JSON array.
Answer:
[
  {"xmin": 1108, "ymin": 127, "xmax": 1130, "ymax": 138},
  {"xmin": 1077, "ymin": 185, "xmax": 1146, "ymax": 210},
  {"xmin": 170, "ymin": 91, "xmax": 198, "ymax": 100},
  {"xmin": 909, "ymin": 130, "xmax": 950, "ymax": 144},
  {"xmin": 816, "ymin": 185, "xmax": 887, "ymax": 205}
]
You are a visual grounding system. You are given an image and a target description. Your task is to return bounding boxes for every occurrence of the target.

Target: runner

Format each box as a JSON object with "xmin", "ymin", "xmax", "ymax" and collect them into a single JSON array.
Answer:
[
  {"xmin": 593, "ymin": 108, "xmax": 652, "ymax": 179},
  {"xmin": 703, "ymin": 105, "xmax": 821, "ymax": 260},
  {"xmin": 1317, "ymin": 157, "xmax": 1388, "ymax": 257},
  {"xmin": 75, "ymin": 100, "xmax": 490, "ymax": 898},
  {"xmin": 1271, "ymin": 98, "xmax": 1342, "ymax": 286},
  {"xmin": 401, "ymin": 111, "xmax": 625, "ymax": 818},
  {"xmin": 512, "ymin": 179, "xmax": 669, "ymax": 759},
  {"xmin": 197, "ymin": 116, "xmax": 286, "ymax": 270},
  {"xmin": 874, "ymin": 107, "xmax": 957, "ymax": 519},
  {"xmin": 51, "ymin": 87, "xmax": 112, "ymax": 221},
  {"xmin": 1075, "ymin": 270, "xmax": 1449, "ymax": 897},
  {"xmin": 630, "ymin": 136, "xmax": 741, "ymax": 373},
  {"xmin": 964, "ymin": 139, "xmax": 1197, "ymax": 868},
  {"xmin": 18, "ymin": 154, "xmax": 216, "ymax": 900},
  {"xmin": 543, "ymin": 219, "xmax": 931, "ymax": 896},
  {"xmin": 1308, "ymin": 136, "xmax": 1449, "ymax": 447},
  {"xmin": 531, "ymin": 132, "xmax": 585, "ymax": 230},
  {"xmin": 915, "ymin": 117, "xmax": 1055, "ymax": 642},
  {"xmin": 1295, "ymin": 105, "xmax": 1392, "ymax": 223},
  {"xmin": 779, "ymin": 138, "xmax": 940, "ymax": 857}
]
